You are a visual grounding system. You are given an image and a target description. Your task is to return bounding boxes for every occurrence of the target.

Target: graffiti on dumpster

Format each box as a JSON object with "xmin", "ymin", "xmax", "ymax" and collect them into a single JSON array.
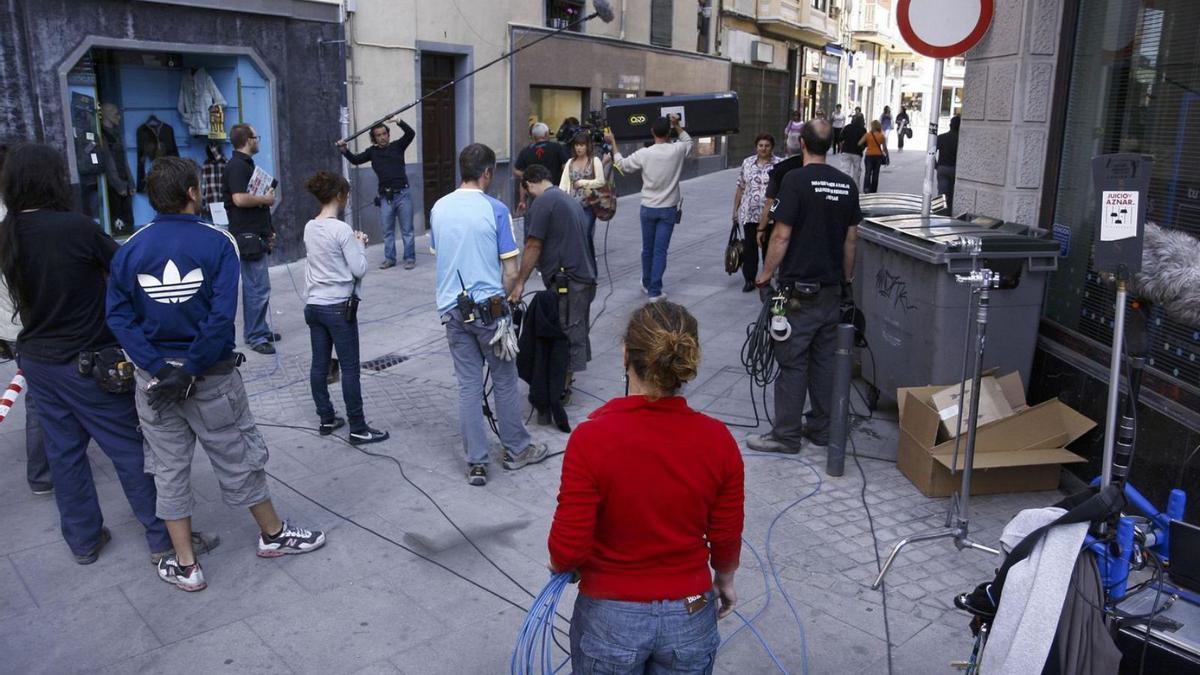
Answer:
[{"xmin": 876, "ymin": 267, "xmax": 917, "ymax": 312}]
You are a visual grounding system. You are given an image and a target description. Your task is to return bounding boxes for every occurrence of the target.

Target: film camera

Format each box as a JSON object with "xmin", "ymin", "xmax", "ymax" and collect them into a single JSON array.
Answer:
[{"xmin": 555, "ymin": 110, "xmax": 613, "ymax": 156}]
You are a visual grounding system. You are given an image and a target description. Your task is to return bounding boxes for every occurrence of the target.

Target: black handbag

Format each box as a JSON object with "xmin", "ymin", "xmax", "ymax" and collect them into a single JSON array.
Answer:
[
  {"xmin": 234, "ymin": 231, "xmax": 266, "ymax": 261},
  {"xmin": 724, "ymin": 221, "xmax": 743, "ymax": 275}
]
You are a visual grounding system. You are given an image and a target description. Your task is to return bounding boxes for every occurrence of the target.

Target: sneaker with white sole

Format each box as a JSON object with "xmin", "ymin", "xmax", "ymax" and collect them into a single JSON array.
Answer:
[
  {"xmin": 349, "ymin": 427, "xmax": 390, "ymax": 445},
  {"xmin": 746, "ymin": 432, "xmax": 801, "ymax": 455},
  {"xmin": 467, "ymin": 463, "xmax": 488, "ymax": 486},
  {"xmin": 157, "ymin": 555, "xmax": 207, "ymax": 592},
  {"xmin": 257, "ymin": 521, "xmax": 326, "ymax": 557},
  {"xmin": 502, "ymin": 442, "xmax": 550, "ymax": 471},
  {"xmin": 150, "ymin": 531, "xmax": 222, "ymax": 565}
]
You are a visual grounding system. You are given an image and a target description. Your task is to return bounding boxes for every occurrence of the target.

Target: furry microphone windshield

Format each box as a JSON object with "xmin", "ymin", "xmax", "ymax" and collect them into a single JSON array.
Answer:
[
  {"xmin": 1129, "ymin": 222, "xmax": 1200, "ymax": 328},
  {"xmin": 593, "ymin": 0, "xmax": 616, "ymax": 23}
]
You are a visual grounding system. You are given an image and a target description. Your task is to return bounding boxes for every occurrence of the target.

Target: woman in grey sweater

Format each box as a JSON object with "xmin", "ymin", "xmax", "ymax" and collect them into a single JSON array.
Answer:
[{"xmin": 302, "ymin": 171, "xmax": 389, "ymax": 444}]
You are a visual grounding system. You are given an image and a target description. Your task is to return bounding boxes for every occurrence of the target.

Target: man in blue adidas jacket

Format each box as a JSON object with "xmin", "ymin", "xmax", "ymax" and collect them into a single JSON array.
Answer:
[{"xmin": 107, "ymin": 157, "xmax": 326, "ymax": 593}]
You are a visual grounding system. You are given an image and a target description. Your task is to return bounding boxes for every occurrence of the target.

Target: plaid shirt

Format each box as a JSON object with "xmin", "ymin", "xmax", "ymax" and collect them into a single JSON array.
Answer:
[{"xmin": 201, "ymin": 156, "xmax": 227, "ymax": 208}]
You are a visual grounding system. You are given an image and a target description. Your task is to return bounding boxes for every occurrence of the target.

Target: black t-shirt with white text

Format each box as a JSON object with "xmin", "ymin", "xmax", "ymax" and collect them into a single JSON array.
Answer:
[
  {"xmin": 770, "ymin": 163, "xmax": 862, "ymax": 286},
  {"xmin": 11, "ymin": 209, "xmax": 121, "ymax": 362},
  {"xmin": 765, "ymin": 155, "xmax": 805, "ymax": 202}
]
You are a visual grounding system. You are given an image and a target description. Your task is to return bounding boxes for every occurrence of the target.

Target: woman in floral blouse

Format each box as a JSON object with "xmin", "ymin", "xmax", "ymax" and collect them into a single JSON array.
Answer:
[{"xmin": 731, "ymin": 134, "xmax": 780, "ymax": 292}]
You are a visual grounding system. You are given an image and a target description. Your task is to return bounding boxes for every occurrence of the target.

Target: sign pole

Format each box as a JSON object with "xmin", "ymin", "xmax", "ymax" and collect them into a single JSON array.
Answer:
[{"xmin": 922, "ymin": 58, "xmax": 944, "ymax": 218}]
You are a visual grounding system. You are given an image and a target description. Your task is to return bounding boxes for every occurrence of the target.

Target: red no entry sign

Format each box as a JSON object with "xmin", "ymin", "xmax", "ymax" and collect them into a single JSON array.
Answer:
[{"xmin": 897, "ymin": 0, "xmax": 994, "ymax": 59}]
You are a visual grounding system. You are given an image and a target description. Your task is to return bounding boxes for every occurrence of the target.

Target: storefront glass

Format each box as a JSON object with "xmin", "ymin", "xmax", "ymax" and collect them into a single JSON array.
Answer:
[
  {"xmin": 67, "ymin": 47, "xmax": 273, "ymax": 238},
  {"xmin": 1047, "ymin": 0, "xmax": 1199, "ymax": 392}
]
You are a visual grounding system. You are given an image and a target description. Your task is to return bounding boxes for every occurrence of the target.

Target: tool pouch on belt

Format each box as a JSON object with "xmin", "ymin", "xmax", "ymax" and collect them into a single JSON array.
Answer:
[
  {"xmin": 80, "ymin": 347, "xmax": 135, "ymax": 394},
  {"xmin": 785, "ymin": 282, "xmax": 822, "ymax": 309},
  {"xmin": 551, "ymin": 271, "xmax": 571, "ymax": 326}
]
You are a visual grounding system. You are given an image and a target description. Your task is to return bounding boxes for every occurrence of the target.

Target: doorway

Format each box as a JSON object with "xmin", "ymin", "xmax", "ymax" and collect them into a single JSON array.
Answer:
[{"xmin": 421, "ymin": 54, "xmax": 457, "ymax": 221}]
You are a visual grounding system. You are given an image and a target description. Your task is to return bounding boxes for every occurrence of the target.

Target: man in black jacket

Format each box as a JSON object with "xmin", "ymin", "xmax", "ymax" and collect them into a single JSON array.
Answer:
[
  {"xmin": 337, "ymin": 116, "xmax": 417, "ymax": 269},
  {"xmin": 223, "ymin": 123, "xmax": 279, "ymax": 355}
]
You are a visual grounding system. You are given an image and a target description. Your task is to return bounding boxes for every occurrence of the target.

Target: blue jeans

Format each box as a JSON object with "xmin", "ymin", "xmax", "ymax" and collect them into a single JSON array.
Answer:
[
  {"xmin": 640, "ymin": 205, "xmax": 677, "ymax": 297},
  {"xmin": 305, "ymin": 303, "xmax": 366, "ymax": 432},
  {"xmin": 19, "ymin": 356, "xmax": 170, "ymax": 555},
  {"xmin": 23, "ymin": 385, "xmax": 52, "ymax": 491},
  {"xmin": 240, "ymin": 256, "xmax": 273, "ymax": 346},
  {"xmin": 380, "ymin": 189, "xmax": 415, "ymax": 263},
  {"xmin": 570, "ymin": 591, "xmax": 720, "ymax": 674},
  {"xmin": 444, "ymin": 309, "xmax": 531, "ymax": 465}
]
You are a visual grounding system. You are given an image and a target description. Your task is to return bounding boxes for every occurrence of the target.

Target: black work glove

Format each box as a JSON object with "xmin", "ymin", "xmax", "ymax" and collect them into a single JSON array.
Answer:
[
  {"xmin": 147, "ymin": 366, "xmax": 196, "ymax": 411},
  {"xmin": 0, "ymin": 340, "xmax": 13, "ymax": 362}
]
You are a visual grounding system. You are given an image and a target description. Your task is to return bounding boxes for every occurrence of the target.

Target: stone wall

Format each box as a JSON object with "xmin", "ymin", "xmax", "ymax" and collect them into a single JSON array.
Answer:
[{"xmin": 955, "ymin": 0, "xmax": 1064, "ymax": 227}]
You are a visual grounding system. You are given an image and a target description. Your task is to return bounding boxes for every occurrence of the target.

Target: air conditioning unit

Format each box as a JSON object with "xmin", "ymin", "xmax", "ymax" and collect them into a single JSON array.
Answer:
[{"xmin": 752, "ymin": 41, "xmax": 774, "ymax": 64}]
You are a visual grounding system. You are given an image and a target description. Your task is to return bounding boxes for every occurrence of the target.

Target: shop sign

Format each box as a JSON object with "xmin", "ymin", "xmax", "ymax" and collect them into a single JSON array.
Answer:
[
  {"xmin": 804, "ymin": 47, "xmax": 822, "ymax": 77},
  {"xmin": 821, "ymin": 55, "xmax": 840, "ymax": 84}
]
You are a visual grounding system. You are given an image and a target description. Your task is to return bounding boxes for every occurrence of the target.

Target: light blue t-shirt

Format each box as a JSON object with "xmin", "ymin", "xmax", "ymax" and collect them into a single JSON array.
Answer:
[{"xmin": 430, "ymin": 188, "xmax": 520, "ymax": 314}]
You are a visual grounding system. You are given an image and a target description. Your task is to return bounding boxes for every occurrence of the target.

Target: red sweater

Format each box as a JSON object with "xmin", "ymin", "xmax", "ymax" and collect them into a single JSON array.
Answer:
[{"xmin": 548, "ymin": 395, "xmax": 745, "ymax": 602}]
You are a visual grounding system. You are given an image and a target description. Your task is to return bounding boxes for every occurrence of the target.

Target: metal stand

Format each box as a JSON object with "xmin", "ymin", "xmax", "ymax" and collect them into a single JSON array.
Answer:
[
  {"xmin": 873, "ymin": 266, "xmax": 1001, "ymax": 589},
  {"xmin": 1101, "ymin": 278, "xmax": 1129, "ymax": 490}
]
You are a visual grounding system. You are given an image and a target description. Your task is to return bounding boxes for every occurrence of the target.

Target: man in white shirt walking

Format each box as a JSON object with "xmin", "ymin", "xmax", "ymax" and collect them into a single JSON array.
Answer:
[
  {"xmin": 605, "ymin": 115, "xmax": 693, "ymax": 301},
  {"xmin": 830, "ymin": 104, "xmax": 847, "ymax": 155}
]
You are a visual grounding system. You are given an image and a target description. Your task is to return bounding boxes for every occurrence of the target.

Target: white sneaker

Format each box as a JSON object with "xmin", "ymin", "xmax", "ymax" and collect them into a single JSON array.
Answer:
[
  {"xmin": 257, "ymin": 520, "xmax": 326, "ymax": 557},
  {"xmin": 157, "ymin": 555, "xmax": 207, "ymax": 592},
  {"xmin": 648, "ymin": 293, "xmax": 669, "ymax": 303}
]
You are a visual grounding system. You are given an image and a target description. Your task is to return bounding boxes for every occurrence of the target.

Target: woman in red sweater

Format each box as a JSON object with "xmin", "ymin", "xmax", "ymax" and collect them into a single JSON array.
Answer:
[{"xmin": 549, "ymin": 301, "xmax": 745, "ymax": 674}]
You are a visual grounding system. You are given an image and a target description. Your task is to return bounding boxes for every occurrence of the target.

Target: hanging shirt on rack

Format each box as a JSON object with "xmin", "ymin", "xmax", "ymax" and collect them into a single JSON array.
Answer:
[
  {"xmin": 201, "ymin": 145, "xmax": 228, "ymax": 215},
  {"xmin": 178, "ymin": 67, "xmax": 227, "ymax": 137},
  {"xmin": 135, "ymin": 117, "xmax": 180, "ymax": 192}
]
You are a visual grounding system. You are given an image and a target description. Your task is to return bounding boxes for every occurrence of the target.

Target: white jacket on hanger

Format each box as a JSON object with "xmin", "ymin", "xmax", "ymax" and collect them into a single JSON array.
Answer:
[{"xmin": 178, "ymin": 68, "xmax": 227, "ymax": 137}]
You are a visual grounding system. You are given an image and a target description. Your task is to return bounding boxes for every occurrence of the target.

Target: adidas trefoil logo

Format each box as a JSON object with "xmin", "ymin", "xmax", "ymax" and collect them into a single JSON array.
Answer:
[{"xmin": 138, "ymin": 260, "xmax": 204, "ymax": 304}]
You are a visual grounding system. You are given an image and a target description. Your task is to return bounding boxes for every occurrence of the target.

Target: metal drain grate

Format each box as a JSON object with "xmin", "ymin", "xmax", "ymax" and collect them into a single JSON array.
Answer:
[{"xmin": 361, "ymin": 352, "xmax": 409, "ymax": 372}]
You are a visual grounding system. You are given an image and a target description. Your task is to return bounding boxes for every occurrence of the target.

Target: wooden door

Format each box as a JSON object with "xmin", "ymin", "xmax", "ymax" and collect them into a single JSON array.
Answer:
[{"xmin": 421, "ymin": 55, "xmax": 457, "ymax": 221}]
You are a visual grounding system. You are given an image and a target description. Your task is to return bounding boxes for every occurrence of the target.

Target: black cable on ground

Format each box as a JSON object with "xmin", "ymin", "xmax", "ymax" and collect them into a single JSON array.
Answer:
[
  {"xmin": 850, "ymin": 434, "xmax": 894, "ymax": 675},
  {"xmin": 589, "ymin": 219, "xmax": 616, "ymax": 330},
  {"xmin": 257, "ymin": 420, "xmax": 569, "ymax": 651}
]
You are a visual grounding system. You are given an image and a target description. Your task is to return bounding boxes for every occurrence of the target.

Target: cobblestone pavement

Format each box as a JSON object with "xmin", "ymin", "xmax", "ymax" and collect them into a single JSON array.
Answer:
[{"xmin": 0, "ymin": 150, "xmax": 1067, "ymax": 673}]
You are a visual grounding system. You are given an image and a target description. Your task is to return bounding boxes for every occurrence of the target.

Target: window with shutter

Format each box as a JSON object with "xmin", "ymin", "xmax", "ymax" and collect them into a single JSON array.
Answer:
[{"xmin": 650, "ymin": 0, "xmax": 673, "ymax": 49}]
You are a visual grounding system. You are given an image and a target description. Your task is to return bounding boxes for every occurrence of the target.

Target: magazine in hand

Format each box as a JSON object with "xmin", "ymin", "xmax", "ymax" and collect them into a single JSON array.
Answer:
[{"xmin": 247, "ymin": 166, "xmax": 276, "ymax": 197}]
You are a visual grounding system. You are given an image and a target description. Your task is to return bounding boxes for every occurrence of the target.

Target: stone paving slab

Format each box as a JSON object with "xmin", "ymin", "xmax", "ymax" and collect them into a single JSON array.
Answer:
[{"xmin": 0, "ymin": 151, "xmax": 1071, "ymax": 673}]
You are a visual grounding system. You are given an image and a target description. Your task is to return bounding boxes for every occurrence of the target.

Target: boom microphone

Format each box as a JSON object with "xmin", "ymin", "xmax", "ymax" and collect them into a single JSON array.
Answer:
[
  {"xmin": 1128, "ymin": 222, "xmax": 1200, "ymax": 328},
  {"xmin": 594, "ymin": 0, "xmax": 616, "ymax": 23}
]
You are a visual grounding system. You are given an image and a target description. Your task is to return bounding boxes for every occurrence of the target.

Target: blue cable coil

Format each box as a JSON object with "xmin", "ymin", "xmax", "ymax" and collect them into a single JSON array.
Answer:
[
  {"xmin": 511, "ymin": 572, "xmax": 573, "ymax": 675},
  {"xmin": 512, "ymin": 453, "xmax": 821, "ymax": 675}
]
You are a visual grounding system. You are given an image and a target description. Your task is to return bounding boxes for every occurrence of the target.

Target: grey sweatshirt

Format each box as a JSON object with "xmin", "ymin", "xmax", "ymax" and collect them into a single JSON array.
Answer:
[
  {"xmin": 303, "ymin": 217, "xmax": 368, "ymax": 305},
  {"xmin": 612, "ymin": 130, "xmax": 693, "ymax": 208}
]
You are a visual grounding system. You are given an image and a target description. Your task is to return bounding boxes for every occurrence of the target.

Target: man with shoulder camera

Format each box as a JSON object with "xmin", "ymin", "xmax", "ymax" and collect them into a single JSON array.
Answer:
[
  {"xmin": 336, "ymin": 116, "xmax": 417, "ymax": 270},
  {"xmin": 224, "ymin": 123, "xmax": 279, "ymax": 355},
  {"xmin": 108, "ymin": 156, "xmax": 325, "ymax": 592},
  {"xmin": 431, "ymin": 144, "xmax": 548, "ymax": 487},
  {"xmin": 605, "ymin": 114, "xmax": 693, "ymax": 301},
  {"xmin": 748, "ymin": 120, "xmax": 861, "ymax": 455}
]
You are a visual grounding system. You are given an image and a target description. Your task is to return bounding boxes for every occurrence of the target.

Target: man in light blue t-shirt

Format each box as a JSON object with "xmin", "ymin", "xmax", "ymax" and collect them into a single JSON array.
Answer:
[{"xmin": 430, "ymin": 143, "xmax": 548, "ymax": 486}]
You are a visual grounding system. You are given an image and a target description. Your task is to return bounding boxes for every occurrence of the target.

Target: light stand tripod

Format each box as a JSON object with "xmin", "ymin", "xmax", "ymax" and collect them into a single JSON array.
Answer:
[{"xmin": 873, "ymin": 262, "xmax": 1001, "ymax": 589}]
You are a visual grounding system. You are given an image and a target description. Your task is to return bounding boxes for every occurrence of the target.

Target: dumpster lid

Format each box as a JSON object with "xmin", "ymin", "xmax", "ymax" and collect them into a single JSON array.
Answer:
[
  {"xmin": 862, "ymin": 215, "xmax": 1060, "ymax": 255},
  {"xmin": 860, "ymin": 193, "xmax": 948, "ymax": 217}
]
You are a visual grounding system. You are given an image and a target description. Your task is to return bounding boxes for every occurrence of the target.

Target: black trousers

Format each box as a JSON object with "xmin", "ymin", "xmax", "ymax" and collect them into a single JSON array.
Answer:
[
  {"xmin": 864, "ymin": 155, "xmax": 884, "ymax": 193},
  {"xmin": 832, "ymin": 127, "xmax": 843, "ymax": 154},
  {"xmin": 741, "ymin": 222, "xmax": 765, "ymax": 286}
]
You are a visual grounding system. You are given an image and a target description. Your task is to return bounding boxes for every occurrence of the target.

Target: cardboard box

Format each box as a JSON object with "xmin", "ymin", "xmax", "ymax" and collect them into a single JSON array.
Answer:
[
  {"xmin": 930, "ymin": 375, "xmax": 1016, "ymax": 439},
  {"xmin": 897, "ymin": 372, "xmax": 1093, "ymax": 497}
]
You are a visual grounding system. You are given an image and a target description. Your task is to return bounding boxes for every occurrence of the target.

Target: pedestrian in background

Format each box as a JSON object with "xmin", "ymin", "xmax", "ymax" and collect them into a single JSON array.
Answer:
[
  {"xmin": 337, "ymin": 116, "xmax": 418, "ymax": 270},
  {"xmin": 749, "ymin": 120, "xmax": 861, "ymax": 455},
  {"xmin": 431, "ymin": 143, "xmax": 548, "ymax": 487},
  {"xmin": 549, "ymin": 301, "xmax": 744, "ymax": 674},
  {"xmin": 895, "ymin": 106, "xmax": 911, "ymax": 150},
  {"xmin": 107, "ymin": 156, "xmax": 324, "ymax": 592},
  {"xmin": 0, "ymin": 143, "xmax": 51, "ymax": 496},
  {"xmin": 606, "ymin": 115, "xmax": 693, "ymax": 302},
  {"xmin": 302, "ymin": 170, "xmax": 389, "ymax": 445},
  {"xmin": 840, "ymin": 113, "xmax": 867, "ymax": 189},
  {"xmin": 560, "ymin": 130, "xmax": 608, "ymax": 267},
  {"xmin": 880, "ymin": 105, "xmax": 894, "ymax": 140},
  {"xmin": 0, "ymin": 143, "xmax": 185, "ymax": 566},
  {"xmin": 732, "ymin": 133, "xmax": 780, "ymax": 293},
  {"xmin": 224, "ymin": 123, "xmax": 280, "ymax": 355},
  {"xmin": 860, "ymin": 120, "xmax": 888, "ymax": 194},
  {"xmin": 938, "ymin": 115, "xmax": 961, "ymax": 214},
  {"xmin": 830, "ymin": 104, "xmax": 846, "ymax": 154},
  {"xmin": 783, "ymin": 109, "xmax": 804, "ymax": 153}
]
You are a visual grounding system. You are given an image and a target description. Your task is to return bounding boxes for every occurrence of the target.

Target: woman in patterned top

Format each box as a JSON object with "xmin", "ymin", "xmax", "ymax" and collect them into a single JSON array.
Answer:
[
  {"xmin": 558, "ymin": 131, "xmax": 609, "ymax": 269},
  {"xmin": 731, "ymin": 134, "xmax": 780, "ymax": 292}
]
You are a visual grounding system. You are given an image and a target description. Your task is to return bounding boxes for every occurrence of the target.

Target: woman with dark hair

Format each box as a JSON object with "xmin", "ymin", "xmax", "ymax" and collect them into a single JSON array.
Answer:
[
  {"xmin": 302, "ymin": 170, "xmax": 388, "ymax": 444},
  {"xmin": 0, "ymin": 143, "xmax": 182, "ymax": 565},
  {"xmin": 549, "ymin": 301, "xmax": 744, "ymax": 673},
  {"xmin": 732, "ymin": 133, "xmax": 780, "ymax": 292},
  {"xmin": 880, "ymin": 105, "xmax": 894, "ymax": 138},
  {"xmin": 860, "ymin": 120, "xmax": 889, "ymax": 193},
  {"xmin": 559, "ymin": 130, "xmax": 608, "ymax": 266}
]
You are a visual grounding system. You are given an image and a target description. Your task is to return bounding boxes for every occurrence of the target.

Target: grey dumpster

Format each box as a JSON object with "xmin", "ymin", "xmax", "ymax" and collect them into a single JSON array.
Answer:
[
  {"xmin": 854, "ymin": 214, "xmax": 1060, "ymax": 404},
  {"xmin": 859, "ymin": 193, "xmax": 948, "ymax": 218}
]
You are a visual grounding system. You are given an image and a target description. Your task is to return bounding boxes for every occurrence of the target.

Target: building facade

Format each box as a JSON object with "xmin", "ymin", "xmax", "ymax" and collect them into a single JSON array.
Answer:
[
  {"xmin": 957, "ymin": 0, "xmax": 1200, "ymax": 518},
  {"xmin": 342, "ymin": 0, "xmax": 731, "ymax": 234},
  {"xmin": 0, "ymin": 0, "xmax": 345, "ymax": 262}
]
